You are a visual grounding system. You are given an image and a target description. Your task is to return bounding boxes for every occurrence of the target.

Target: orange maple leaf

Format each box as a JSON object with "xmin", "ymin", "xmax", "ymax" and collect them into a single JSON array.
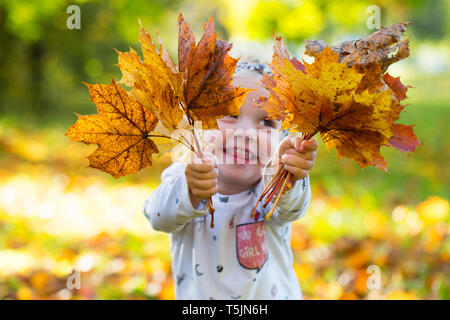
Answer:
[
  {"xmin": 383, "ymin": 72, "xmax": 411, "ymax": 102},
  {"xmin": 177, "ymin": 14, "xmax": 250, "ymax": 129},
  {"xmin": 261, "ymin": 31, "xmax": 420, "ymax": 171},
  {"xmin": 175, "ymin": 14, "xmax": 252, "ymax": 223},
  {"xmin": 252, "ymin": 23, "xmax": 421, "ymax": 221},
  {"xmin": 115, "ymin": 22, "xmax": 184, "ymax": 132},
  {"xmin": 116, "ymin": 14, "xmax": 251, "ymax": 131},
  {"xmin": 66, "ymin": 79, "xmax": 159, "ymax": 178}
]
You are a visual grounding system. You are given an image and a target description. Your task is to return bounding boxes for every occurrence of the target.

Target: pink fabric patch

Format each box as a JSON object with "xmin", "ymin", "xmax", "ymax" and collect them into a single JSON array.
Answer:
[{"xmin": 236, "ymin": 221, "xmax": 268, "ymax": 272}]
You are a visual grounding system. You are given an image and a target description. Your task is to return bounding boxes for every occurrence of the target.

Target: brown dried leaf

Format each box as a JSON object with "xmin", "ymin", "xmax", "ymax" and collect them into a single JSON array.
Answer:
[
  {"xmin": 177, "ymin": 13, "xmax": 251, "ymax": 129},
  {"xmin": 305, "ymin": 22, "xmax": 411, "ymax": 71}
]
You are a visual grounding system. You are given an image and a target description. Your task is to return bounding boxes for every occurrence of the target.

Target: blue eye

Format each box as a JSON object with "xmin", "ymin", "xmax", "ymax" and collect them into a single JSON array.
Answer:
[{"xmin": 260, "ymin": 118, "xmax": 276, "ymax": 128}]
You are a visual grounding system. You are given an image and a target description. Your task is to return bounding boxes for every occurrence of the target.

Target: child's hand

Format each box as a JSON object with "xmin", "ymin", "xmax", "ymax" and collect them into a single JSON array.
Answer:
[
  {"xmin": 273, "ymin": 134, "xmax": 318, "ymax": 182},
  {"xmin": 185, "ymin": 152, "xmax": 218, "ymax": 208}
]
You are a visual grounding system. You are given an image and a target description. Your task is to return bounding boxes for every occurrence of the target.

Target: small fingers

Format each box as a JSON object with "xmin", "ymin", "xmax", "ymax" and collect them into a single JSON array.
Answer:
[
  {"xmin": 186, "ymin": 164, "xmax": 217, "ymax": 186},
  {"xmin": 284, "ymin": 148, "xmax": 316, "ymax": 161},
  {"xmin": 279, "ymin": 134, "xmax": 300, "ymax": 155},
  {"xmin": 190, "ymin": 185, "xmax": 218, "ymax": 199},
  {"xmin": 188, "ymin": 162, "xmax": 216, "ymax": 173},
  {"xmin": 281, "ymin": 154, "xmax": 314, "ymax": 171},
  {"xmin": 188, "ymin": 167, "xmax": 218, "ymax": 180},
  {"xmin": 192, "ymin": 151, "xmax": 218, "ymax": 169},
  {"xmin": 283, "ymin": 164, "xmax": 308, "ymax": 179},
  {"xmin": 298, "ymin": 139, "xmax": 318, "ymax": 153},
  {"xmin": 279, "ymin": 135, "xmax": 317, "ymax": 155},
  {"xmin": 188, "ymin": 178, "xmax": 218, "ymax": 191}
]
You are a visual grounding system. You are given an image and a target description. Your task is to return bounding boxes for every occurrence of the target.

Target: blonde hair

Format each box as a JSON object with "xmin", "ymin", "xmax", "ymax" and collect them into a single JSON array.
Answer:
[
  {"xmin": 229, "ymin": 41, "xmax": 273, "ymax": 77},
  {"xmin": 229, "ymin": 42, "xmax": 289, "ymax": 139}
]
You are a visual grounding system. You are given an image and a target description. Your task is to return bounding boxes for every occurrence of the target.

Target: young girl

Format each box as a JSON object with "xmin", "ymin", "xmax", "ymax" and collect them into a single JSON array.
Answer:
[{"xmin": 143, "ymin": 60, "xmax": 318, "ymax": 300}]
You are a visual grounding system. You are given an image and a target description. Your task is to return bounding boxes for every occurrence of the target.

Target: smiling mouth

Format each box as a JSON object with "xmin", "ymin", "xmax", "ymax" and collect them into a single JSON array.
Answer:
[{"xmin": 223, "ymin": 147, "xmax": 258, "ymax": 164}]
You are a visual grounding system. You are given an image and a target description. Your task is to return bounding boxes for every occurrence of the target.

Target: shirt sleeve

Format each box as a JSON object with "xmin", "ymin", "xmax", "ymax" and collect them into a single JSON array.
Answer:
[
  {"xmin": 142, "ymin": 162, "xmax": 208, "ymax": 233},
  {"xmin": 261, "ymin": 160, "xmax": 312, "ymax": 225}
]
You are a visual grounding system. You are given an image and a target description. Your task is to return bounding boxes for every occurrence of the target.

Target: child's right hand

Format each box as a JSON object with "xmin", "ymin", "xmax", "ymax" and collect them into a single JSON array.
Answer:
[{"xmin": 185, "ymin": 152, "xmax": 218, "ymax": 208}]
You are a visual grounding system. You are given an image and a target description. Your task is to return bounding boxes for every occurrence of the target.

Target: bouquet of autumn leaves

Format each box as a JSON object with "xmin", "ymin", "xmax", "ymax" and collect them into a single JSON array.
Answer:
[
  {"xmin": 66, "ymin": 14, "xmax": 251, "ymax": 227},
  {"xmin": 252, "ymin": 22, "xmax": 420, "ymax": 219},
  {"xmin": 67, "ymin": 14, "xmax": 420, "ymax": 226}
]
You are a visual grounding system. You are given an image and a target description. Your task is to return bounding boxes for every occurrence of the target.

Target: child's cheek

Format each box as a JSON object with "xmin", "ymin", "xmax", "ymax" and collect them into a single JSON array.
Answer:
[{"xmin": 218, "ymin": 162, "xmax": 263, "ymax": 186}]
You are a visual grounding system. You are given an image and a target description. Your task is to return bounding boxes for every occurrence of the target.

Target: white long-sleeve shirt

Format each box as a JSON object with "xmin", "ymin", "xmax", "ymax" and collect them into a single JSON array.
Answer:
[{"xmin": 142, "ymin": 162, "xmax": 311, "ymax": 300}]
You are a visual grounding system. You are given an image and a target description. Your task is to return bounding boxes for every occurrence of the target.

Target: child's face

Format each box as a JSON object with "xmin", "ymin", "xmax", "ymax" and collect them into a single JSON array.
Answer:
[{"xmin": 215, "ymin": 71, "xmax": 281, "ymax": 190}]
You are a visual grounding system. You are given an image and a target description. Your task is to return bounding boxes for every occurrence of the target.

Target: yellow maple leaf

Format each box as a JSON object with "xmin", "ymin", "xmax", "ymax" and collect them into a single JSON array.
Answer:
[
  {"xmin": 261, "ymin": 39, "xmax": 414, "ymax": 170},
  {"xmin": 115, "ymin": 22, "xmax": 184, "ymax": 131},
  {"xmin": 66, "ymin": 79, "xmax": 159, "ymax": 178}
]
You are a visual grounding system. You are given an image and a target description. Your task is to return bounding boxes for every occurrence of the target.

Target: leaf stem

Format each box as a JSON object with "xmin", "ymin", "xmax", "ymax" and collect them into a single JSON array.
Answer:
[
  {"xmin": 250, "ymin": 165, "xmax": 284, "ymax": 218},
  {"xmin": 147, "ymin": 133, "xmax": 194, "ymax": 151},
  {"xmin": 250, "ymin": 131, "xmax": 317, "ymax": 220},
  {"xmin": 181, "ymin": 101, "xmax": 216, "ymax": 227},
  {"xmin": 265, "ymin": 172, "xmax": 290, "ymax": 221},
  {"xmin": 263, "ymin": 169, "xmax": 288, "ymax": 207}
]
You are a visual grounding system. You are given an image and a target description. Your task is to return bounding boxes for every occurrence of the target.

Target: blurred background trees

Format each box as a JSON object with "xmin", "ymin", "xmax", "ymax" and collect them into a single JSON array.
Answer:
[{"xmin": 0, "ymin": 0, "xmax": 448, "ymax": 125}]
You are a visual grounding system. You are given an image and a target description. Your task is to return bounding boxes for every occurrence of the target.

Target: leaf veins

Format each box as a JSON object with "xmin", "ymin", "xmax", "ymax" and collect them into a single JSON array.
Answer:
[{"xmin": 66, "ymin": 79, "xmax": 159, "ymax": 178}]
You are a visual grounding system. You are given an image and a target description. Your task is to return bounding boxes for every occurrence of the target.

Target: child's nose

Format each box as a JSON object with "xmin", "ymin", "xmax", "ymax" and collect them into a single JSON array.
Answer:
[{"xmin": 233, "ymin": 127, "xmax": 258, "ymax": 141}]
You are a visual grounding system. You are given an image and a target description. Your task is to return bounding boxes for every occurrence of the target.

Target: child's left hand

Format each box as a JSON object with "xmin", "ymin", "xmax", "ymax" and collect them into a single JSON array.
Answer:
[{"xmin": 272, "ymin": 134, "xmax": 318, "ymax": 182}]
